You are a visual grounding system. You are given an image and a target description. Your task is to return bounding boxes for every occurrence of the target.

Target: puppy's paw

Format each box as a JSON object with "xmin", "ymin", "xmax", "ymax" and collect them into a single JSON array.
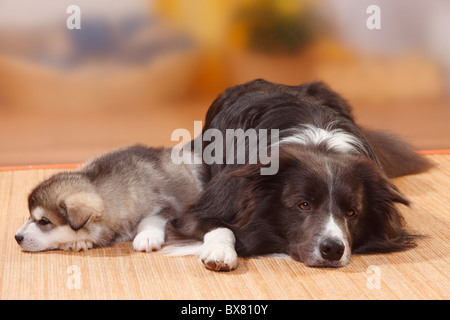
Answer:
[
  {"xmin": 133, "ymin": 231, "xmax": 164, "ymax": 252},
  {"xmin": 59, "ymin": 240, "xmax": 93, "ymax": 251},
  {"xmin": 200, "ymin": 243, "xmax": 238, "ymax": 271}
]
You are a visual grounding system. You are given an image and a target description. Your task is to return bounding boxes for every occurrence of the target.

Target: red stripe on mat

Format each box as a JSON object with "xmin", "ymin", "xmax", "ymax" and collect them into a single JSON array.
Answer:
[
  {"xmin": 0, "ymin": 150, "xmax": 449, "ymax": 172},
  {"xmin": 419, "ymin": 149, "xmax": 450, "ymax": 155}
]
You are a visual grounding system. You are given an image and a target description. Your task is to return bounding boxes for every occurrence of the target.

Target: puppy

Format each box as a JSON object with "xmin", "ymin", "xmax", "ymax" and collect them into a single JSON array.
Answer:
[
  {"xmin": 15, "ymin": 145, "xmax": 203, "ymax": 252},
  {"xmin": 165, "ymin": 79, "xmax": 432, "ymax": 271}
]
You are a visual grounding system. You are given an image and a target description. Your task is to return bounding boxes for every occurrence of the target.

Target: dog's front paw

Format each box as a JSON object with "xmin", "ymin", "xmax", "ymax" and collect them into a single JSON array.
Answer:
[
  {"xmin": 59, "ymin": 240, "xmax": 94, "ymax": 251},
  {"xmin": 200, "ymin": 243, "xmax": 238, "ymax": 271},
  {"xmin": 133, "ymin": 231, "xmax": 164, "ymax": 252},
  {"xmin": 200, "ymin": 228, "xmax": 238, "ymax": 271}
]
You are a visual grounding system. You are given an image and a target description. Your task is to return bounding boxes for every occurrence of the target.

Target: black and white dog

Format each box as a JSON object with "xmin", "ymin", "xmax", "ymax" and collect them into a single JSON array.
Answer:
[{"xmin": 165, "ymin": 79, "xmax": 431, "ymax": 271}]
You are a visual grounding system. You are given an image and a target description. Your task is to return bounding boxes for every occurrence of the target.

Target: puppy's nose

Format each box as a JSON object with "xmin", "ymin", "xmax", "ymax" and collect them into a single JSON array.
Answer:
[
  {"xmin": 320, "ymin": 239, "xmax": 344, "ymax": 261},
  {"xmin": 15, "ymin": 234, "xmax": 24, "ymax": 244}
]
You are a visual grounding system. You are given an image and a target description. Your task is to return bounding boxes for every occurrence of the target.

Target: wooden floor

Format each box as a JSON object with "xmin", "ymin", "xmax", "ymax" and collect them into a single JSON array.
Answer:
[{"xmin": 0, "ymin": 154, "xmax": 448, "ymax": 300}]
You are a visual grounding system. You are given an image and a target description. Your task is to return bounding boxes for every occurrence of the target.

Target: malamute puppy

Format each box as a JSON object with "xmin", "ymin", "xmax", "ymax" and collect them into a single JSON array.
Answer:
[{"xmin": 14, "ymin": 145, "xmax": 203, "ymax": 252}]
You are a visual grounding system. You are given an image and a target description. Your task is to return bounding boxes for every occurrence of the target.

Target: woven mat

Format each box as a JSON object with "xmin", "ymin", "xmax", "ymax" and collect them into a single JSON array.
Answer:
[{"xmin": 0, "ymin": 155, "xmax": 449, "ymax": 300}]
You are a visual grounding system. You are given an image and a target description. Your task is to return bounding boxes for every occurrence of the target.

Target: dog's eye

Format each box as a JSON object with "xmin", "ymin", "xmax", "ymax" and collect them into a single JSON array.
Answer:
[
  {"xmin": 346, "ymin": 209, "xmax": 356, "ymax": 217},
  {"xmin": 298, "ymin": 201, "xmax": 311, "ymax": 211},
  {"xmin": 38, "ymin": 218, "xmax": 51, "ymax": 226}
]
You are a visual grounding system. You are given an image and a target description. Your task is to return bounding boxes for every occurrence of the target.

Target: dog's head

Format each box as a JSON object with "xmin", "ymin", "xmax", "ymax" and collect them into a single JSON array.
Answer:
[
  {"xmin": 230, "ymin": 145, "xmax": 415, "ymax": 267},
  {"xmin": 15, "ymin": 172, "xmax": 104, "ymax": 252}
]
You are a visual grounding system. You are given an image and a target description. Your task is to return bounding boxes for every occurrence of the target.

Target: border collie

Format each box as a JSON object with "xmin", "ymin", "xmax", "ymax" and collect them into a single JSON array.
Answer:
[{"xmin": 164, "ymin": 79, "xmax": 431, "ymax": 271}]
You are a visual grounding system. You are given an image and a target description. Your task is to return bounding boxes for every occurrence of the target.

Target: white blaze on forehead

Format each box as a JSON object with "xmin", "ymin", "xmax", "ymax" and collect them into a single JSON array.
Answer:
[
  {"xmin": 32, "ymin": 207, "xmax": 45, "ymax": 220},
  {"xmin": 279, "ymin": 124, "xmax": 363, "ymax": 154}
]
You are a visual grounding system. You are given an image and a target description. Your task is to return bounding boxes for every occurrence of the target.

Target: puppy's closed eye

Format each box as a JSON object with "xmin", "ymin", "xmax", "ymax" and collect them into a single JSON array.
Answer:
[{"xmin": 38, "ymin": 218, "xmax": 51, "ymax": 226}]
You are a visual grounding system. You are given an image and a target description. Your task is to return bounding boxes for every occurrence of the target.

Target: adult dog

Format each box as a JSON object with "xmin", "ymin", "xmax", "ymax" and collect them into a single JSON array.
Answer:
[{"xmin": 166, "ymin": 79, "xmax": 431, "ymax": 271}]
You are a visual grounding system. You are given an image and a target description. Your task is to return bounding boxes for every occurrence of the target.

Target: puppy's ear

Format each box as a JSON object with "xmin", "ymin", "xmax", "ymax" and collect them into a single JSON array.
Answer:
[{"xmin": 60, "ymin": 192, "xmax": 104, "ymax": 231}]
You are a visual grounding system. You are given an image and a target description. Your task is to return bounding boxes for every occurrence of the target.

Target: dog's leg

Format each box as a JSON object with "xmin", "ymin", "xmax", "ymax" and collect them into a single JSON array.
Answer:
[
  {"xmin": 200, "ymin": 227, "xmax": 238, "ymax": 271},
  {"xmin": 133, "ymin": 214, "xmax": 168, "ymax": 252}
]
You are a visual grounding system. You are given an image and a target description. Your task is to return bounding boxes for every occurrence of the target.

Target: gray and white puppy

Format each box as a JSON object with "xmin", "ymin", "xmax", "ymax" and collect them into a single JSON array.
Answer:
[{"xmin": 15, "ymin": 145, "xmax": 203, "ymax": 252}]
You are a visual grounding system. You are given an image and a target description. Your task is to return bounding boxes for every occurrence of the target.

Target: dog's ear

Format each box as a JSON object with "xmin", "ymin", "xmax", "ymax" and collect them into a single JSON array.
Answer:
[
  {"xmin": 60, "ymin": 192, "xmax": 104, "ymax": 231},
  {"xmin": 354, "ymin": 161, "xmax": 417, "ymax": 253},
  {"xmin": 298, "ymin": 81, "xmax": 354, "ymax": 117},
  {"xmin": 358, "ymin": 160, "xmax": 410, "ymax": 207}
]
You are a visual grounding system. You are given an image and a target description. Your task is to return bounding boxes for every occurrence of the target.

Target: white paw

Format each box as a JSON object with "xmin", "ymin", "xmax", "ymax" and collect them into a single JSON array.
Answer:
[
  {"xmin": 59, "ymin": 240, "xmax": 94, "ymax": 251},
  {"xmin": 200, "ymin": 228, "xmax": 238, "ymax": 271},
  {"xmin": 133, "ymin": 231, "xmax": 164, "ymax": 252},
  {"xmin": 200, "ymin": 243, "xmax": 238, "ymax": 271}
]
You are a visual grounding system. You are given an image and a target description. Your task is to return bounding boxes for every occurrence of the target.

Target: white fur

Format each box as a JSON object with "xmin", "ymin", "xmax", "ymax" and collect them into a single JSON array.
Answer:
[
  {"xmin": 313, "ymin": 215, "xmax": 351, "ymax": 266},
  {"xmin": 200, "ymin": 228, "xmax": 238, "ymax": 271},
  {"xmin": 132, "ymin": 214, "xmax": 168, "ymax": 252},
  {"xmin": 323, "ymin": 215, "xmax": 346, "ymax": 241},
  {"xmin": 263, "ymin": 253, "xmax": 291, "ymax": 259},
  {"xmin": 279, "ymin": 124, "xmax": 364, "ymax": 154},
  {"xmin": 32, "ymin": 207, "xmax": 45, "ymax": 221},
  {"xmin": 160, "ymin": 227, "xmax": 238, "ymax": 271},
  {"xmin": 159, "ymin": 241, "xmax": 203, "ymax": 256}
]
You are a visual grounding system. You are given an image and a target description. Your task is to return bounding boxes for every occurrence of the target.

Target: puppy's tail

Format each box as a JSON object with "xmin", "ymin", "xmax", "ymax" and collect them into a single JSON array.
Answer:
[{"xmin": 363, "ymin": 129, "xmax": 433, "ymax": 178}]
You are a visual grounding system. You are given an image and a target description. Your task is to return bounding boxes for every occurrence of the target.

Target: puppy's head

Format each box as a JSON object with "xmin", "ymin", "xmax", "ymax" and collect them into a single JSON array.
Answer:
[
  {"xmin": 15, "ymin": 172, "xmax": 104, "ymax": 252},
  {"xmin": 232, "ymin": 145, "xmax": 414, "ymax": 267}
]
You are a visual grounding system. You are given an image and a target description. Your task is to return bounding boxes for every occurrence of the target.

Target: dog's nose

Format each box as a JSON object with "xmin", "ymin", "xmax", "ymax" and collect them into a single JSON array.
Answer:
[
  {"xmin": 15, "ymin": 234, "xmax": 24, "ymax": 244},
  {"xmin": 320, "ymin": 239, "xmax": 344, "ymax": 261}
]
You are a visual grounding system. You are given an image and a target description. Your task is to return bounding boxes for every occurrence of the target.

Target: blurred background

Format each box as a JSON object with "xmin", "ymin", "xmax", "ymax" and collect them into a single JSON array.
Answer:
[{"xmin": 0, "ymin": 0, "xmax": 449, "ymax": 166}]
